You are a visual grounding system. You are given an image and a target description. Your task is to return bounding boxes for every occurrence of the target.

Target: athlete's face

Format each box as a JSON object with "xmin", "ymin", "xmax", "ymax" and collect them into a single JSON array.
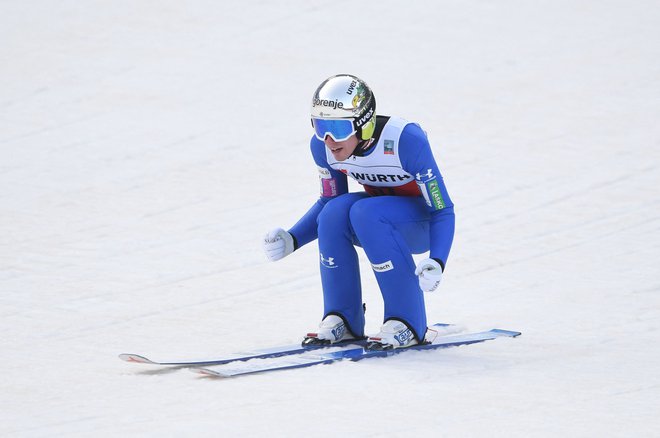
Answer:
[{"xmin": 324, "ymin": 134, "xmax": 359, "ymax": 161}]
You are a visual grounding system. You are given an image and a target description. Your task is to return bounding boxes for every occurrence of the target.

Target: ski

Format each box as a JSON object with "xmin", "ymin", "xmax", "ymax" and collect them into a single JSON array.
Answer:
[
  {"xmin": 119, "ymin": 340, "xmax": 367, "ymax": 367},
  {"xmin": 118, "ymin": 323, "xmax": 456, "ymax": 368},
  {"xmin": 190, "ymin": 328, "xmax": 521, "ymax": 378}
]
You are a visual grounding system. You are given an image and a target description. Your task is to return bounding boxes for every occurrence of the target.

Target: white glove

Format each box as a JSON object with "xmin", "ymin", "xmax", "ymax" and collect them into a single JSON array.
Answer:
[
  {"xmin": 263, "ymin": 228, "xmax": 295, "ymax": 262},
  {"xmin": 414, "ymin": 258, "xmax": 443, "ymax": 292}
]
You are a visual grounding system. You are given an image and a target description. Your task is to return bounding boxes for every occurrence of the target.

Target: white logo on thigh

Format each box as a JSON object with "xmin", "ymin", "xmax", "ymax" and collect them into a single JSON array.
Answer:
[
  {"xmin": 320, "ymin": 253, "xmax": 338, "ymax": 269},
  {"xmin": 371, "ymin": 260, "xmax": 394, "ymax": 272}
]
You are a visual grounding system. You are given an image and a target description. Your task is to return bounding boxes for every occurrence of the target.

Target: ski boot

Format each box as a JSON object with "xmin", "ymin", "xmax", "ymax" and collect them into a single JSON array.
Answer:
[
  {"xmin": 366, "ymin": 319, "xmax": 420, "ymax": 350},
  {"xmin": 302, "ymin": 314, "xmax": 357, "ymax": 346}
]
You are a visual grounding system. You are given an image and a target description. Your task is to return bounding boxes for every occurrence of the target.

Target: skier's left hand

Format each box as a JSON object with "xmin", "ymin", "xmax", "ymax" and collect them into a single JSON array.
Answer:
[{"xmin": 415, "ymin": 258, "xmax": 443, "ymax": 292}]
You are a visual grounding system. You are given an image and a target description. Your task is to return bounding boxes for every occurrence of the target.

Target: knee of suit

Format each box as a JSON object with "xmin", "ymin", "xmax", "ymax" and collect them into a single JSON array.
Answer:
[
  {"xmin": 348, "ymin": 199, "xmax": 388, "ymax": 240},
  {"xmin": 317, "ymin": 198, "xmax": 353, "ymax": 237}
]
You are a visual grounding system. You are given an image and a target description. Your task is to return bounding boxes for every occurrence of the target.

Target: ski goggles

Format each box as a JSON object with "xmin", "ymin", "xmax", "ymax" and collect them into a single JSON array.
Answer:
[{"xmin": 311, "ymin": 118, "xmax": 356, "ymax": 142}]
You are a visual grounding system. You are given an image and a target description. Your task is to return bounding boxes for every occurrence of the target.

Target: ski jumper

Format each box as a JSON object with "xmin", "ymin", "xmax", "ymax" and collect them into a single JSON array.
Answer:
[{"xmin": 289, "ymin": 116, "xmax": 455, "ymax": 341}]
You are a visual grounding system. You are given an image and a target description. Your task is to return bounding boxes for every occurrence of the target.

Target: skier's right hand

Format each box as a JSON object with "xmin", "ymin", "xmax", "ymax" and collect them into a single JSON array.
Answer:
[{"xmin": 263, "ymin": 228, "xmax": 295, "ymax": 262}]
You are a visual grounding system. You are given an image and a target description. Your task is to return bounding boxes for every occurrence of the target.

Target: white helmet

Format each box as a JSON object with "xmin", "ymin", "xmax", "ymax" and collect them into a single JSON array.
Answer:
[{"xmin": 310, "ymin": 74, "xmax": 376, "ymax": 141}]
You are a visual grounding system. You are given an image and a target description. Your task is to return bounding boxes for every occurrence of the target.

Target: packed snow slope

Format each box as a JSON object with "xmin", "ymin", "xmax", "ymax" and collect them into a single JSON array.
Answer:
[{"xmin": 2, "ymin": 1, "xmax": 659, "ymax": 436}]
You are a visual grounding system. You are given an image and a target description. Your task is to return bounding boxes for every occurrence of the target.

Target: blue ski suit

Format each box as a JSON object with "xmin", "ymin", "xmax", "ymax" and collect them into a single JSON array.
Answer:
[{"xmin": 289, "ymin": 116, "xmax": 455, "ymax": 341}]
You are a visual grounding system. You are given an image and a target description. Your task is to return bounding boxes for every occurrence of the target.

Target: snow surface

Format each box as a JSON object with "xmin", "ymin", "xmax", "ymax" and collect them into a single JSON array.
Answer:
[{"xmin": 2, "ymin": 0, "xmax": 660, "ymax": 436}]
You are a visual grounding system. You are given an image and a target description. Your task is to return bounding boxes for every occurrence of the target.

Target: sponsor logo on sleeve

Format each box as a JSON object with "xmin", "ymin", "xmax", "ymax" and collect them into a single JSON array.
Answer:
[
  {"xmin": 427, "ymin": 180, "xmax": 445, "ymax": 210},
  {"xmin": 318, "ymin": 167, "xmax": 331, "ymax": 179},
  {"xmin": 318, "ymin": 166, "xmax": 337, "ymax": 196},
  {"xmin": 321, "ymin": 178, "xmax": 337, "ymax": 197},
  {"xmin": 415, "ymin": 169, "xmax": 435, "ymax": 182},
  {"xmin": 415, "ymin": 169, "xmax": 444, "ymax": 209}
]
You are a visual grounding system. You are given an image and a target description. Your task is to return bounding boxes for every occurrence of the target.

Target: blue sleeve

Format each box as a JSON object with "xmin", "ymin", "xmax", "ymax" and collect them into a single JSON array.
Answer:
[
  {"xmin": 288, "ymin": 137, "xmax": 349, "ymax": 249},
  {"xmin": 399, "ymin": 123, "xmax": 455, "ymax": 269}
]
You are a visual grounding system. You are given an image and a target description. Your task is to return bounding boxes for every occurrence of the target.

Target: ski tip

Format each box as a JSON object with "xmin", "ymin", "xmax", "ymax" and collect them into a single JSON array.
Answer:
[
  {"xmin": 119, "ymin": 353, "xmax": 156, "ymax": 364},
  {"xmin": 190, "ymin": 367, "xmax": 229, "ymax": 378},
  {"xmin": 490, "ymin": 329, "xmax": 522, "ymax": 338}
]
